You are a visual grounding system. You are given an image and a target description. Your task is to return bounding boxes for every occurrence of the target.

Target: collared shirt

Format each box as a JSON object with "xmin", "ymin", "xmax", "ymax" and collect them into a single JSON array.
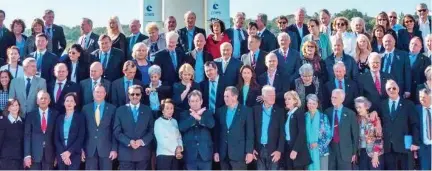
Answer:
[
  {"xmin": 24, "ymin": 75, "xmax": 34, "ymax": 88},
  {"xmin": 371, "ymin": 71, "xmax": 380, "ymax": 83},
  {"xmin": 285, "ymin": 107, "xmax": 298, "ymax": 141},
  {"xmin": 392, "ymin": 24, "xmax": 405, "ymax": 34},
  {"xmin": 258, "ymin": 28, "xmax": 266, "ymax": 37},
  {"xmin": 154, "ymin": 117, "xmax": 183, "ymax": 156},
  {"xmin": 242, "ymin": 85, "xmax": 249, "ymax": 106},
  {"xmin": 221, "ymin": 57, "xmax": 231, "ymax": 73},
  {"xmin": 149, "ymin": 81, "xmax": 161, "ymax": 111},
  {"xmin": 334, "ymin": 78, "xmax": 345, "ymax": 91},
  {"xmin": 422, "ymin": 106, "xmax": 432, "ymax": 145},
  {"xmin": 332, "ymin": 105, "xmax": 343, "ymax": 135},
  {"xmin": 91, "ymin": 77, "xmax": 102, "ymax": 89},
  {"xmin": 94, "ymin": 101, "xmax": 105, "ymax": 118},
  {"xmin": 194, "ymin": 50, "xmax": 205, "ymax": 83},
  {"xmin": 8, "ymin": 114, "xmax": 22, "ymax": 123},
  {"xmin": 81, "ymin": 32, "xmax": 92, "ymax": 48},
  {"xmin": 279, "ymin": 48, "xmax": 289, "ymax": 59},
  {"xmin": 63, "ymin": 113, "xmax": 74, "ymax": 145},
  {"xmin": 267, "ymin": 69, "xmax": 277, "ymax": 86},
  {"xmin": 261, "ymin": 104, "xmax": 273, "ymax": 144},
  {"xmin": 129, "ymin": 103, "xmax": 140, "ymax": 121},
  {"xmin": 71, "ymin": 62, "xmax": 78, "ymax": 82},
  {"xmin": 45, "ymin": 25, "xmax": 53, "ymax": 38},
  {"xmin": 226, "ymin": 104, "xmax": 238, "ymax": 129},
  {"xmin": 99, "ymin": 49, "xmax": 112, "ymax": 67},
  {"xmin": 250, "ymin": 49, "xmax": 260, "ymax": 63},
  {"xmin": 232, "ymin": 28, "xmax": 244, "ymax": 58},
  {"xmin": 388, "ymin": 97, "xmax": 400, "ymax": 113},
  {"xmin": 187, "ymin": 27, "xmax": 195, "ymax": 51},
  {"xmin": 383, "ymin": 49, "xmax": 395, "ymax": 73},
  {"xmin": 296, "ymin": 24, "xmax": 304, "ymax": 38},
  {"xmin": 419, "ymin": 18, "xmax": 431, "ymax": 39},
  {"xmin": 35, "ymin": 49, "xmax": 47, "ymax": 57},
  {"xmin": 409, "ymin": 53, "xmax": 418, "ymax": 67},
  {"xmin": 123, "ymin": 76, "xmax": 133, "ymax": 93},
  {"xmin": 39, "ymin": 108, "xmax": 49, "ymax": 126},
  {"xmin": 54, "ymin": 79, "xmax": 67, "ymax": 103}
]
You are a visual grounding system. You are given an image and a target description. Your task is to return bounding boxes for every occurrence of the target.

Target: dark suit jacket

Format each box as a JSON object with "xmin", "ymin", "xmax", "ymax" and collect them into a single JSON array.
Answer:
[
  {"xmin": 113, "ymin": 104, "xmax": 154, "ymax": 162},
  {"xmin": 259, "ymin": 29, "xmax": 278, "ymax": 52},
  {"xmin": 380, "ymin": 98, "xmax": 420, "ymax": 153},
  {"xmin": 28, "ymin": 51, "xmax": 59, "ymax": 83},
  {"xmin": 238, "ymin": 85, "xmax": 260, "ymax": 107},
  {"xmin": 0, "ymin": 27, "xmax": 15, "ymax": 60},
  {"xmin": 322, "ymin": 78, "xmax": 359, "ymax": 110},
  {"xmin": 381, "ymin": 49, "xmax": 411, "ymax": 93},
  {"xmin": 225, "ymin": 28, "xmax": 249, "ymax": 56},
  {"xmin": 240, "ymin": 50, "xmax": 267, "ymax": 77},
  {"xmin": 50, "ymin": 24, "xmax": 67, "ymax": 57},
  {"xmin": 178, "ymin": 109, "xmax": 215, "ymax": 162},
  {"xmin": 24, "ymin": 108, "xmax": 59, "ymax": 163},
  {"xmin": 252, "ymin": 105, "xmax": 285, "ymax": 153},
  {"xmin": 79, "ymin": 78, "xmax": 111, "ymax": 105},
  {"xmin": 59, "ymin": 55, "xmax": 90, "ymax": 83},
  {"xmin": 91, "ymin": 48, "xmax": 125, "ymax": 82},
  {"xmin": 79, "ymin": 32, "xmax": 100, "ymax": 59},
  {"xmin": 54, "ymin": 112, "xmax": 85, "ymax": 157},
  {"xmin": 324, "ymin": 106, "xmax": 359, "ymax": 162},
  {"xmin": 153, "ymin": 48, "xmax": 187, "ymax": 85},
  {"xmin": 177, "ymin": 27, "xmax": 206, "ymax": 52},
  {"xmin": 257, "ymin": 70, "xmax": 290, "ymax": 107},
  {"xmin": 185, "ymin": 49, "xmax": 214, "ymax": 68},
  {"xmin": 112, "ymin": 33, "xmax": 127, "ymax": 57},
  {"xmin": 397, "ymin": 29, "xmax": 423, "ymax": 53},
  {"xmin": 172, "ymin": 82, "xmax": 200, "ymax": 111},
  {"xmin": 213, "ymin": 104, "xmax": 254, "ymax": 161},
  {"xmin": 416, "ymin": 105, "xmax": 430, "ymax": 147},
  {"xmin": 409, "ymin": 53, "xmax": 431, "ymax": 97},
  {"xmin": 325, "ymin": 53, "xmax": 359, "ymax": 81},
  {"xmin": 284, "ymin": 108, "xmax": 311, "ymax": 167},
  {"xmin": 126, "ymin": 33, "xmax": 149, "ymax": 59},
  {"xmin": 142, "ymin": 83, "xmax": 171, "ymax": 108},
  {"xmin": 47, "ymin": 80, "xmax": 81, "ymax": 113},
  {"xmin": 201, "ymin": 77, "xmax": 227, "ymax": 110},
  {"xmin": 82, "ymin": 102, "xmax": 118, "ymax": 157},
  {"xmin": 358, "ymin": 71, "xmax": 393, "ymax": 112},
  {"xmin": 110, "ymin": 78, "xmax": 143, "ymax": 107},
  {"xmin": 287, "ymin": 24, "xmax": 310, "ymax": 51},
  {"xmin": 271, "ymin": 48, "xmax": 302, "ymax": 80},
  {"xmin": 371, "ymin": 39, "xmax": 385, "ymax": 53},
  {"xmin": 216, "ymin": 57, "xmax": 242, "ymax": 87}
]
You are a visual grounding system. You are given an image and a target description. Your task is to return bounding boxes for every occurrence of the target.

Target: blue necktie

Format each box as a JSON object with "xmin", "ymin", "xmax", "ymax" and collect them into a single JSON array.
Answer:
[
  {"xmin": 125, "ymin": 81, "xmax": 131, "ymax": 103},
  {"xmin": 390, "ymin": 101, "xmax": 396, "ymax": 117},
  {"xmin": 170, "ymin": 51, "xmax": 178, "ymax": 69},
  {"xmin": 129, "ymin": 35, "xmax": 137, "ymax": 54},
  {"xmin": 133, "ymin": 107, "xmax": 138, "ymax": 122},
  {"xmin": 237, "ymin": 29, "xmax": 242, "ymax": 43},
  {"xmin": 26, "ymin": 78, "xmax": 31, "ymax": 97},
  {"xmin": 36, "ymin": 53, "xmax": 42, "ymax": 71},
  {"xmin": 101, "ymin": 53, "xmax": 108, "ymax": 69},
  {"xmin": 383, "ymin": 53, "xmax": 392, "ymax": 73},
  {"xmin": 209, "ymin": 81, "xmax": 216, "ymax": 113}
]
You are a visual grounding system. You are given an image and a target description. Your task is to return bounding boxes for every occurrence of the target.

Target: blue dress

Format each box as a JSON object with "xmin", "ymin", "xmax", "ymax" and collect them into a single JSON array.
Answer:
[{"xmin": 305, "ymin": 111, "xmax": 331, "ymax": 170}]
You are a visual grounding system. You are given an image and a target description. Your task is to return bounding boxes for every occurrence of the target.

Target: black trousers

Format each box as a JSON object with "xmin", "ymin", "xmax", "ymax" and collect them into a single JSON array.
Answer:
[
  {"xmin": 85, "ymin": 157, "xmax": 112, "ymax": 170},
  {"xmin": 57, "ymin": 154, "xmax": 81, "ymax": 170},
  {"xmin": 329, "ymin": 142, "xmax": 352, "ymax": 170},
  {"xmin": 283, "ymin": 141, "xmax": 306, "ymax": 170},
  {"xmin": 358, "ymin": 148, "xmax": 383, "ymax": 170},
  {"xmin": 0, "ymin": 159, "xmax": 23, "ymax": 170},
  {"xmin": 119, "ymin": 159, "xmax": 149, "ymax": 170},
  {"xmin": 156, "ymin": 155, "xmax": 179, "ymax": 170},
  {"xmin": 30, "ymin": 161, "xmax": 55, "ymax": 170},
  {"xmin": 256, "ymin": 145, "xmax": 279, "ymax": 170},
  {"xmin": 220, "ymin": 158, "xmax": 247, "ymax": 170},
  {"xmin": 185, "ymin": 154, "xmax": 212, "ymax": 170}
]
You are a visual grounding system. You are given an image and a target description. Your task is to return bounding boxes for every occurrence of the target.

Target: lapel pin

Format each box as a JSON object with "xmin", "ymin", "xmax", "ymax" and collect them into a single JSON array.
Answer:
[{"xmin": 344, "ymin": 113, "xmax": 347, "ymax": 117}]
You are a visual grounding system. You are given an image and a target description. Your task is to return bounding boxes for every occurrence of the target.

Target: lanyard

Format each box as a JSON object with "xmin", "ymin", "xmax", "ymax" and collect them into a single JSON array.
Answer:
[{"xmin": 7, "ymin": 64, "xmax": 19, "ymax": 78}]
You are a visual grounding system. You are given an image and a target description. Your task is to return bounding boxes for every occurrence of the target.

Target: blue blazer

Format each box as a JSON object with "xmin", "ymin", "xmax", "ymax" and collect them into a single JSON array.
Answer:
[
  {"xmin": 110, "ymin": 78, "xmax": 143, "ymax": 107},
  {"xmin": 271, "ymin": 48, "xmax": 302, "ymax": 80},
  {"xmin": 54, "ymin": 112, "xmax": 85, "ymax": 157},
  {"xmin": 257, "ymin": 70, "xmax": 291, "ymax": 107},
  {"xmin": 178, "ymin": 109, "xmax": 215, "ymax": 162},
  {"xmin": 215, "ymin": 57, "xmax": 242, "ymax": 87},
  {"xmin": 27, "ymin": 51, "xmax": 59, "ymax": 83},
  {"xmin": 322, "ymin": 78, "xmax": 359, "ymax": 110},
  {"xmin": 24, "ymin": 108, "xmax": 59, "ymax": 163},
  {"xmin": 225, "ymin": 28, "xmax": 249, "ymax": 56},
  {"xmin": 397, "ymin": 29, "xmax": 423, "ymax": 53},
  {"xmin": 50, "ymin": 24, "xmax": 67, "ymax": 57},
  {"xmin": 371, "ymin": 39, "xmax": 385, "ymax": 53},
  {"xmin": 252, "ymin": 105, "xmax": 285, "ymax": 153},
  {"xmin": 213, "ymin": 104, "xmax": 254, "ymax": 161},
  {"xmin": 416, "ymin": 105, "xmax": 428, "ymax": 145},
  {"xmin": 410, "ymin": 54, "xmax": 431, "ymax": 93},
  {"xmin": 286, "ymin": 24, "xmax": 310, "ymax": 51},
  {"xmin": 201, "ymin": 77, "xmax": 228, "ymax": 110},
  {"xmin": 47, "ymin": 80, "xmax": 81, "ymax": 114},
  {"xmin": 82, "ymin": 102, "xmax": 118, "ymax": 158},
  {"xmin": 153, "ymin": 48, "xmax": 187, "ymax": 85},
  {"xmin": 79, "ymin": 78, "xmax": 111, "ymax": 105},
  {"xmin": 381, "ymin": 49, "xmax": 411, "ymax": 93},
  {"xmin": 238, "ymin": 85, "xmax": 261, "ymax": 107},
  {"xmin": 358, "ymin": 71, "xmax": 393, "ymax": 112},
  {"xmin": 90, "ymin": 48, "xmax": 125, "ymax": 82},
  {"xmin": 177, "ymin": 27, "xmax": 206, "ymax": 52},
  {"xmin": 259, "ymin": 29, "xmax": 278, "ymax": 52},
  {"xmin": 172, "ymin": 82, "xmax": 200, "ymax": 111},
  {"xmin": 113, "ymin": 104, "xmax": 154, "ymax": 162},
  {"xmin": 325, "ymin": 53, "xmax": 359, "ymax": 81}
]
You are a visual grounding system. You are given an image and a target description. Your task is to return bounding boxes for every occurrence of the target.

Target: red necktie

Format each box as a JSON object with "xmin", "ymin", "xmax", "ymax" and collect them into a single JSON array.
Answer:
[
  {"xmin": 333, "ymin": 110, "xmax": 340, "ymax": 143},
  {"xmin": 374, "ymin": 73, "xmax": 381, "ymax": 95},
  {"xmin": 338, "ymin": 80, "xmax": 343, "ymax": 89},
  {"xmin": 41, "ymin": 112, "xmax": 47, "ymax": 133},
  {"xmin": 283, "ymin": 52, "xmax": 287, "ymax": 61},
  {"xmin": 56, "ymin": 83, "xmax": 63, "ymax": 102}
]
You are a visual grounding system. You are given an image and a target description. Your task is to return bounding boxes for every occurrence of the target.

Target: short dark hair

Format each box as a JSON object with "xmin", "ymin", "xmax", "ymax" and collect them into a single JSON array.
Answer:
[
  {"xmin": 98, "ymin": 34, "xmax": 111, "ymax": 42},
  {"xmin": 36, "ymin": 33, "xmax": 49, "ymax": 40},
  {"xmin": 209, "ymin": 18, "xmax": 226, "ymax": 33},
  {"xmin": 0, "ymin": 10, "xmax": 5, "ymax": 17},
  {"xmin": 320, "ymin": 9, "xmax": 330, "ymax": 16},
  {"xmin": 204, "ymin": 61, "xmax": 218, "ymax": 70},
  {"xmin": 249, "ymin": 35, "xmax": 262, "ymax": 42},
  {"xmin": 276, "ymin": 16, "xmax": 288, "ymax": 23},
  {"xmin": 248, "ymin": 22, "xmax": 258, "ymax": 30},
  {"xmin": 69, "ymin": 44, "xmax": 86, "ymax": 62},
  {"xmin": 3, "ymin": 98, "xmax": 21, "ymax": 116},
  {"xmin": 160, "ymin": 98, "xmax": 175, "ymax": 112},
  {"xmin": 10, "ymin": 19, "xmax": 26, "ymax": 33},
  {"xmin": 64, "ymin": 92, "xmax": 78, "ymax": 105},
  {"xmin": 308, "ymin": 19, "xmax": 320, "ymax": 26}
]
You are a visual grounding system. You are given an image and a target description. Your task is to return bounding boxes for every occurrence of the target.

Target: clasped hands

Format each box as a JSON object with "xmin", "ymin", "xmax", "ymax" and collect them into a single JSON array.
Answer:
[{"xmin": 129, "ymin": 139, "xmax": 144, "ymax": 149}]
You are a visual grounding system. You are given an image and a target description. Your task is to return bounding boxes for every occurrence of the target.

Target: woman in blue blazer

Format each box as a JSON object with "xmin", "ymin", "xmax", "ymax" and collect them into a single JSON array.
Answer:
[
  {"xmin": 173, "ymin": 63, "xmax": 200, "ymax": 113},
  {"xmin": 236, "ymin": 65, "xmax": 261, "ymax": 107},
  {"xmin": 55, "ymin": 93, "xmax": 85, "ymax": 170},
  {"xmin": 397, "ymin": 14, "xmax": 424, "ymax": 52}
]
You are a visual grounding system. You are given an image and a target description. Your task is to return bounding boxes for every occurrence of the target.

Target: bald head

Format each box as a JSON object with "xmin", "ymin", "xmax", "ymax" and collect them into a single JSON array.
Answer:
[
  {"xmin": 194, "ymin": 33, "xmax": 206, "ymax": 50},
  {"xmin": 54, "ymin": 63, "xmax": 68, "ymax": 81},
  {"xmin": 387, "ymin": 11, "xmax": 398, "ymax": 26},
  {"xmin": 265, "ymin": 53, "xmax": 278, "ymax": 71},
  {"xmin": 90, "ymin": 62, "xmax": 104, "ymax": 80},
  {"xmin": 220, "ymin": 42, "xmax": 233, "ymax": 59}
]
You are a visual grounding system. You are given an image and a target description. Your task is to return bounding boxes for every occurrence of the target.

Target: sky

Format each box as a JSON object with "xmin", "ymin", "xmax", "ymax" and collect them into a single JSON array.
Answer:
[{"xmin": 0, "ymin": 0, "xmax": 429, "ymax": 28}]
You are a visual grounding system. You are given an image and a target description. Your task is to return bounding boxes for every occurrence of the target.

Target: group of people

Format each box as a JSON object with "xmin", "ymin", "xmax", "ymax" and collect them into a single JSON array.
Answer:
[{"xmin": 0, "ymin": 2, "xmax": 431, "ymax": 171}]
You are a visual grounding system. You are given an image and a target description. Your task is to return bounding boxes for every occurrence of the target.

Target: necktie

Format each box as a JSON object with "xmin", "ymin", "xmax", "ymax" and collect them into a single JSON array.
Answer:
[
  {"xmin": 133, "ymin": 107, "xmax": 138, "ymax": 122},
  {"xmin": 0, "ymin": 28, "xmax": 3, "ymax": 39},
  {"xmin": 170, "ymin": 51, "xmax": 178, "ymax": 69},
  {"xmin": 384, "ymin": 53, "xmax": 392, "ymax": 73},
  {"xmin": 391, "ymin": 101, "xmax": 396, "ymax": 117},
  {"xmin": 56, "ymin": 82, "xmax": 63, "ymax": 102},
  {"xmin": 333, "ymin": 110, "xmax": 340, "ymax": 143},
  {"xmin": 222, "ymin": 61, "xmax": 227, "ymax": 73},
  {"xmin": 26, "ymin": 78, "xmax": 31, "ymax": 97},
  {"xmin": 101, "ymin": 53, "xmax": 108, "ymax": 69},
  {"xmin": 92, "ymin": 81, "xmax": 97, "ymax": 90},
  {"xmin": 126, "ymin": 81, "xmax": 131, "ymax": 103},
  {"xmin": 236, "ymin": 29, "xmax": 242, "ymax": 42},
  {"xmin": 129, "ymin": 35, "xmax": 137, "ymax": 53},
  {"xmin": 209, "ymin": 81, "xmax": 216, "ymax": 113},
  {"xmin": 374, "ymin": 73, "xmax": 381, "ymax": 95},
  {"xmin": 283, "ymin": 51, "xmax": 288, "ymax": 61},
  {"xmin": 46, "ymin": 28, "xmax": 52, "ymax": 39},
  {"xmin": 36, "ymin": 53, "xmax": 42, "ymax": 71},
  {"xmin": 41, "ymin": 112, "xmax": 47, "ymax": 133},
  {"xmin": 95, "ymin": 104, "xmax": 101, "ymax": 126},
  {"xmin": 251, "ymin": 53, "xmax": 256, "ymax": 67},
  {"xmin": 81, "ymin": 36, "xmax": 87, "ymax": 49},
  {"xmin": 426, "ymin": 108, "xmax": 431, "ymax": 140},
  {"xmin": 338, "ymin": 80, "xmax": 343, "ymax": 89}
]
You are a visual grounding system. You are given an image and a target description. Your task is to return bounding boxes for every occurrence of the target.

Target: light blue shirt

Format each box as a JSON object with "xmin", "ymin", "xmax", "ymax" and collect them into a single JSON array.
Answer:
[
  {"xmin": 253, "ymin": 49, "xmax": 260, "ymax": 62},
  {"xmin": 123, "ymin": 77, "xmax": 133, "ymax": 93},
  {"xmin": 422, "ymin": 106, "xmax": 432, "ymax": 145},
  {"xmin": 226, "ymin": 104, "xmax": 238, "ymax": 129},
  {"xmin": 261, "ymin": 104, "xmax": 273, "ymax": 144},
  {"xmin": 94, "ymin": 101, "xmax": 105, "ymax": 118},
  {"xmin": 99, "ymin": 49, "xmax": 111, "ymax": 68},
  {"xmin": 187, "ymin": 27, "xmax": 195, "ymax": 51},
  {"xmin": 63, "ymin": 113, "xmax": 74, "ymax": 145},
  {"xmin": 149, "ymin": 81, "xmax": 161, "ymax": 111},
  {"xmin": 232, "ymin": 28, "xmax": 242, "ymax": 59},
  {"xmin": 388, "ymin": 97, "xmax": 400, "ymax": 113},
  {"xmin": 285, "ymin": 107, "xmax": 298, "ymax": 141},
  {"xmin": 54, "ymin": 79, "xmax": 67, "ymax": 103},
  {"xmin": 392, "ymin": 24, "xmax": 405, "ymax": 35},
  {"xmin": 334, "ymin": 78, "xmax": 345, "ymax": 91},
  {"xmin": 331, "ymin": 105, "xmax": 343, "ymax": 136},
  {"xmin": 16, "ymin": 38, "xmax": 25, "ymax": 57},
  {"xmin": 71, "ymin": 62, "xmax": 77, "ymax": 83},
  {"xmin": 194, "ymin": 50, "xmax": 205, "ymax": 83},
  {"xmin": 409, "ymin": 53, "xmax": 418, "ymax": 67},
  {"xmin": 296, "ymin": 25, "xmax": 304, "ymax": 38},
  {"xmin": 242, "ymin": 85, "xmax": 249, "ymax": 106}
]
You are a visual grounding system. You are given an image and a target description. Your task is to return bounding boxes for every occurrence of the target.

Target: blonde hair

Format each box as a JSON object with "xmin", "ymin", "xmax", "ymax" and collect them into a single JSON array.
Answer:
[
  {"xmin": 301, "ymin": 40, "xmax": 319, "ymax": 57},
  {"xmin": 145, "ymin": 22, "xmax": 159, "ymax": 33},
  {"xmin": 284, "ymin": 91, "xmax": 302, "ymax": 108},
  {"xmin": 107, "ymin": 16, "xmax": 124, "ymax": 39},
  {"xmin": 355, "ymin": 34, "xmax": 372, "ymax": 61},
  {"xmin": 178, "ymin": 63, "xmax": 195, "ymax": 80}
]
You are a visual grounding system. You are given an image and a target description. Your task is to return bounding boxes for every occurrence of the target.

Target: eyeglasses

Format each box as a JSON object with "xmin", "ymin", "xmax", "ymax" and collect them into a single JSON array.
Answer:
[
  {"xmin": 387, "ymin": 87, "xmax": 397, "ymax": 91},
  {"xmin": 307, "ymin": 45, "xmax": 316, "ymax": 48},
  {"xmin": 404, "ymin": 20, "xmax": 414, "ymax": 24},
  {"xmin": 418, "ymin": 9, "xmax": 427, "ymax": 13},
  {"xmin": 68, "ymin": 51, "xmax": 76, "ymax": 55},
  {"xmin": 129, "ymin": 93, "xmax": 141, "ymax": 96},
  {"xmin": 278, "ymin": 22, "xmax": 287, "ymax": 24},
  {"xmin": 336, "ymin": 23, "xmax": 346, "ymax": 26}
]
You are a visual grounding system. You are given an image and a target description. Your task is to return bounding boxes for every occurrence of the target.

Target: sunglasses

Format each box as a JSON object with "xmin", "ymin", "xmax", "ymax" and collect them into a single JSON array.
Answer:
[
  {"xmin": 404, "ymin": 20, "xmax": 414, "ymax": 24},
  {"xmin": 278, "ymin": 22, "xmax": 287, "ymax": 24},
  {"xmin": 336, "ymin": 23, "xmax": 346, "ymax": 26},
  {"xmin": 389, "ymin": 16, "xmax": 397, "ymax": 19},
  {"xmin": 387, "ymin": 87, "xmax": 397, "ymax": 91},
  {"xmin": 68, "ymin": 51, "xmax": 76, "ymax": 55},
  {"xmin": 418, "ymin": 9, "xmax": 427, "ymax": 13},
  {"xmin": 129, "ymin": 93, "xmax": 141, "ymax": 97}
]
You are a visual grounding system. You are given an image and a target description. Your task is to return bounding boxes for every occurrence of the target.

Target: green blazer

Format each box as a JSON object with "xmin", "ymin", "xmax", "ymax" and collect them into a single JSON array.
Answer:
[{"xmin": 301, "ymin": 33, "xmax": 333, "ymax": 60}]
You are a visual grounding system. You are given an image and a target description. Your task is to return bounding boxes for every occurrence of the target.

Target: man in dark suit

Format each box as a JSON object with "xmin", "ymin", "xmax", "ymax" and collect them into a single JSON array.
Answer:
[
  {"xmin": 225, "ymin": 12, "xmax": 248, "ymax": 59},
  {"xmin": 82, "ymin": 84, "xmax": 118, "ymax": 170},
  {"xmin": 215, "ymin": 42, "xmax": 242, "ymax": 87},
  {"xmin": 47, "ymin": 63, "xmax": 80, "ymax": 114},
  {"xmin": 256, "ymin": 13, "xmax": 278, "ymax": 52},
  {"xmin": 23, "ymin": 90, "xmax": 59, "ymax": 170},
  {"xmin": 114, "ymin": 85, "xmax": 154, "ymax": 170},
  {"xmin": 0, "ymin": 10, "xmax": 15, "ymax": 61},
  {"xmin": 325, "ymin": 89, "xmax": 359, "ymax": 170},
  {"xmin": 201, "ymin": 61, "xmax": 226, "ymax": 113},
  {"xmin": 78, "ymin": 18, "xmax": 99, "ymax": 62},
  {"xmin": 271, "ymin": 32, "xmax": 301, "ymax": 80},
  {"xmin": 275, "ymin": 16, "xmax": 300, "ymax": 51},
  {"xmin": 178, "ymin": 90, "xmax": 215, "ymax": 170},
  {"xmin": 28, "ymin": 33, "xmax": 59, "ymax": 83},
  {"xmin": 257, "ymin": 53, "xmax": 290, "ymax": 107},
  {"xmin": 91, "ymin": 34, "xmax": 125, "ymax": 82},
  {"xmin": 213, "ymin": 86, "xmax": 254, "ymax": 170},
  {"xmin": 80, "ymin": 62, "xmax": 111, "ymax": 105},
  {"xmin": 111, "ymin": 60, "xmax": 143, "ymax": 107},
  {"xmin": 381, "ymin": 34, "xmax": 411, "ymax": 98},
  {"xmin": 323, "ymin": 61, "xmax": 359, "ymax": 110},
  {"xmin": 43, "ymin": 10, "xmax": 66, "ymax": 57},
  {"xmin": 359, "ymin": 52, "xmax": 393, "ymax": 112},
  {"xmin": 241, "ymin": 35, "xmax": 267, "ymax": 77},
  {"xmin": 154, "ymin": 31, "xmax": 186, "ymax": 85},
  {"xmin": 252, "ymin": 85, "xmax": 284, "ymax": 170},
  {"xmin": 177, "ymin": 11, "xmax": 206, "ymax": 52},
  {"xmin": 408, "ymin": 37, "xmax": 431, "ymax": 101},
  {"xmin": 185, "ymin": 33, "xmax": 213, "ymax": 83},
  {"xmin": 417, "ymin": 88, "xmax": 432, "ymax": 170},
  {"xmin": 380, "ymin": 79, "xmax": 420, "ymax": 170},
  {"xmin": 287, "ymin": 8, "xmax": 310, "ymax": 51},
  {"xmin": 127, "ymin": 19, "xmax": 148, "ymax": 59}
]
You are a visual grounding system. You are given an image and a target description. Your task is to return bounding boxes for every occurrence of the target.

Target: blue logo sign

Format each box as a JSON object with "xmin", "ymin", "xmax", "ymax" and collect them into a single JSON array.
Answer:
[
  {"xmin": 212, "ymin": 3, "xmax": 219, "ymax": 10},
  {"xmin": 146, "ymin": 5, "xmax": 153, "ymax": 12}
]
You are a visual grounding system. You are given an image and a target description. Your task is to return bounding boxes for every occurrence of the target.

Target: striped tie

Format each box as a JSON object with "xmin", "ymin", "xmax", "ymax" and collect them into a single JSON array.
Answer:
[{"xmin": 209, "ymin": 81, "xmax": 216, "ymax": 113}]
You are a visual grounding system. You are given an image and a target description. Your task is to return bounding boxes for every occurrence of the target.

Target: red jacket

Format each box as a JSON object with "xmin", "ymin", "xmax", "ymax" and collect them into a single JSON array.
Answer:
[{"xmin": 205, "ymin": 34, "xmax": 231, "ymax": 59}]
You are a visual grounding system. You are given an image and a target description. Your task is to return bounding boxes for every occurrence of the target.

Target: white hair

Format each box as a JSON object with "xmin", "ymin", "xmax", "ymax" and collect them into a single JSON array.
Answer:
[
  {"xmin": 261, "ymin": 85, "xmax": 276, "ymax": 96},
  {"xmin": 333, "ymin": 61, "xmax": 346, "ymax": 71},
  {"xmin": 277, "ymin": 32, "xmax": 291, "ymax": 41},
  {"xmin": 332, "ymin": 88, "xmax": 346, "ymax": 98},
  {"xmin": 165, "ymin": 31, "xmax": 179, "ymax": 43}
]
